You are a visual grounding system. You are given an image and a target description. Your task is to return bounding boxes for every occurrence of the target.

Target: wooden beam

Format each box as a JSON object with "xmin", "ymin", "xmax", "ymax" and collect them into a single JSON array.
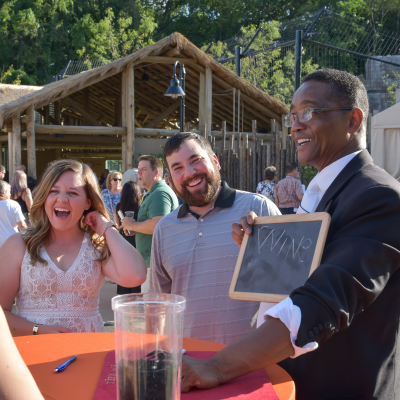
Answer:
[
  {"xmin": 121, "ymin": 69, "xmax": 127, "ymax": 171},
  {"xmin": 143, "ymin": 56, "xmax": 197, "ymax": 65},
  {"xmin": 205, "ymin": 66, "xmax": 213, "ymax": 136},
  {"xmin": 44, "ymin": 106, "xmax": 50, "ymax": 125},
  {"xmin": 145, "ymin": 100, "xmax": 180, "ymax": 128},
  {"xmin": 35, "ymin": 125, "xmax": 127, "ymax": 135},
  {"xmin": 0, "ymin": 141, "xmax": 2, "ymax": 166},
  {"xmin": 21, "ymin": 131, "xmax": 31, "ymax": 138},
  {"xmin": 26, "ymin": 105, "xmax": 36, "ymax": 179},
  {"xmin": 62, "ymin": 96, "xmax": 101, "ymax": 126},
  {"xmin": 161, "ymin": 48, "xmax": 182, "ymax": 57},
  {"xmin": 12, "ymin": 113, "xmax": 21, "ymax": 175},
  {"xmin": 54, "ymin": 101, "xmax": 61, "ymax": 124},
  {"xmin": 8, "ymin": 131, "xmax": 13, "ymax": 175},
  {"xmin": 126, "ymin": 62, "xmax": 135, "ymax": 169},
  {"xmin": 198, "ymin": 72, "xmax": 205, "ymax": 133}
]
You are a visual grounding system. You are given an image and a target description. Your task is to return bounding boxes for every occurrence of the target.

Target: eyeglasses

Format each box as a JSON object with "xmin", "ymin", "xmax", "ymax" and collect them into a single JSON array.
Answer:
[
  {"xmin": 113, "ymin": 178, "xmax": 122, "ymax": 182},
  {"xmin": 284, "ymin": 107, "xmax": 353, "ymax": 128}
]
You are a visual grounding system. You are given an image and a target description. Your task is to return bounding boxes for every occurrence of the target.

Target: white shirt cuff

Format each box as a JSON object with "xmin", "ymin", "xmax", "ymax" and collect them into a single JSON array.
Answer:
[{"xmin": 259, "ymin": 298, "xmax": 318, "ymax": 358}]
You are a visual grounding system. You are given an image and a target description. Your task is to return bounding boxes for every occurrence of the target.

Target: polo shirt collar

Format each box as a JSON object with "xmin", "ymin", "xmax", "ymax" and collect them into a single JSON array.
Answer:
[
  {"xmin": 177, "ymin": 181, "xmax": 236, "ymax": 219},
  {"xmin": 144, "ymin": 179, "xmax": 163, "ymax": 197}
]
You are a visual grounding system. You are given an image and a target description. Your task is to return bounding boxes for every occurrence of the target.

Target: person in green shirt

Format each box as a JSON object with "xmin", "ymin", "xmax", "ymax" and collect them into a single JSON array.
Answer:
[{"xmin": 121, "ymin": 155, "xmax": 179, "ymax": 292}]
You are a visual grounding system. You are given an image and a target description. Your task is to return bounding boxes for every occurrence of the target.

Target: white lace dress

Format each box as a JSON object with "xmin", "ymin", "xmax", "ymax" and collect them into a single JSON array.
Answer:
[{"xmin": 16, "ymin": 233, "xmax": 106, "ymax": 333}]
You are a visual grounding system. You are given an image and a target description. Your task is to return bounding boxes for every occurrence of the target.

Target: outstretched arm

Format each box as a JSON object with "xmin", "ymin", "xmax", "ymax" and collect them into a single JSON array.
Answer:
[
  {"xmin": 182, "ymin": 316, "xmax": 293, "ymax": 392},
  {"xmin": 0, "ymin": 306, "xmax": 44, "ymax": 400}
]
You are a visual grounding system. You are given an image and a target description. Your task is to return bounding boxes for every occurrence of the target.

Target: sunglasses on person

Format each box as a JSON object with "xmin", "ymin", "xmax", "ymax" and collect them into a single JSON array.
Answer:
[
  {"xmin": 113, "ymin": 178, "xmax": 122, "ymax": 182},
  {"xmin": 284, "ymin": 107, "xmax": 353, "ymax": 128}
]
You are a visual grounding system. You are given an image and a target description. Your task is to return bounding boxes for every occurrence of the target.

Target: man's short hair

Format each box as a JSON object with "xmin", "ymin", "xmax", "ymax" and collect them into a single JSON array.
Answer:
[
  {"xmin": 163, "ymin": 132, "xmax": 214, "ymax": 168},
  {"xmin": 264, "ymin": 166, "xmax": 276, "ymax": 180},
  {"xmin": 286, "ymin": 163, "xmax": 298, "ymax": 174},
  {"xmin": 139, "ymin": 155, "xmax": 163, "ymax": 176},
  {"xmin": 16, "ymin": 164, "xmax": 26, "ymax": 172},
  {"xmin": 0, "ymin": 165, "xmax": 5, "ymax": 173},
  {"xmin": 302, "ymin": 69, "xmax": 369, "ymax": 136}
]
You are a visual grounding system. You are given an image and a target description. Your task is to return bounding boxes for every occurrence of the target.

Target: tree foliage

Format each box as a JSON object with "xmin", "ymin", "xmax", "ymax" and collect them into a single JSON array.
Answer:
[{"xmin": 0, "ymin": 0, "xmax": 399, "ymax": 86}]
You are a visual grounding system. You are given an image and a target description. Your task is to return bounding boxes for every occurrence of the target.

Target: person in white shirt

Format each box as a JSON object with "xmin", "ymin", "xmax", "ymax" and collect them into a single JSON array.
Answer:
[
  {"xmin": 181, "ymin": 69, "xmax": 400, "ymax": 400},
  {"xmin": 0, "ymin": 181, "xmax": 26, "ymax": 246}
]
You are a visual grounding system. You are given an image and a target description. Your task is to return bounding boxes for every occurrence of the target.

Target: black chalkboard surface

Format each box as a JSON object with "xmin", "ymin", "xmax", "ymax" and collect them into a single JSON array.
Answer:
[{"xmin": 229, "ymin": 213, "xmax": 331, "ymax": 303}]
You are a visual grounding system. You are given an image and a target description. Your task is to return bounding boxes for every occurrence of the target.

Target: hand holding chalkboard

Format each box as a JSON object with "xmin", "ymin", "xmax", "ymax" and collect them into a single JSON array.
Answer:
[{"xmin": 229, "ymin": 213, "xmax": 331, "ymax": 303}]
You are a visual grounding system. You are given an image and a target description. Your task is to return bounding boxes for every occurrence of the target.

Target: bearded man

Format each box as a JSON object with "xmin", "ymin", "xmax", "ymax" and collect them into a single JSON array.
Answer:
[{"xmin": 148, "ymin": 133, "xmax": 280, "ymax": 345}]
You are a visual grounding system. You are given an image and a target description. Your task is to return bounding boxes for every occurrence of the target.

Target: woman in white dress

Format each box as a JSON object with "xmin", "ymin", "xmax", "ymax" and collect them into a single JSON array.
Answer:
[{"xmin": 0, "ymin": 159, "xmax": 147, "ymax": 336}]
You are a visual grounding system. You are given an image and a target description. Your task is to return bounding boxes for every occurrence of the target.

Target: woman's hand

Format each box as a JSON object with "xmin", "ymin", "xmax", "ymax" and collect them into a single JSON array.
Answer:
[
  {"xmin": 83, "ymin": 211, "xmax": 108, "ymax": 235},
  {"xmin": 37, "ymin": 324, "xmax": 72, "ymax": 334}
]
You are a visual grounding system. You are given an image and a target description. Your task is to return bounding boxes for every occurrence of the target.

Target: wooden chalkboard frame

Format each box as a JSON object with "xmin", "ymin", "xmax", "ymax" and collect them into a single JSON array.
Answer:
[{"xmin": 229, "ymin": 212, "xmax": 331, "ymax": 303}]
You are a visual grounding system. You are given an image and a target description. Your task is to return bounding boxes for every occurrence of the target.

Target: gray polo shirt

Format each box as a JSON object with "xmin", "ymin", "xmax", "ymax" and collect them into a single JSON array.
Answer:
[{"xmin": 149, "ymin": 182, "xmax": 281, "ymax": 345}]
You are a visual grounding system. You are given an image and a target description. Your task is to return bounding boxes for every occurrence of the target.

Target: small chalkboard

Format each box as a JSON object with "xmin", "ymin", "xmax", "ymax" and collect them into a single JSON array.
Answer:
[{"xmin": 229, "ymin": 212, "xmax": 331, "ymax": 303}]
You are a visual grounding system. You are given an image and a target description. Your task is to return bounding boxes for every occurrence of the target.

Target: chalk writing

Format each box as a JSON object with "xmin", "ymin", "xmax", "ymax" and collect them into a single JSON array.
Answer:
[{"xmin": 258, "ymin": 226, "xmax": 312, "ymax": 262}]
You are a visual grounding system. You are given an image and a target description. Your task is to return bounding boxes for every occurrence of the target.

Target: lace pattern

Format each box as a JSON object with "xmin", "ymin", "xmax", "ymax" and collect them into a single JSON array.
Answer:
[{"xmin": 16, "ymin": 233, "xmax": 105, "ymax": 333}]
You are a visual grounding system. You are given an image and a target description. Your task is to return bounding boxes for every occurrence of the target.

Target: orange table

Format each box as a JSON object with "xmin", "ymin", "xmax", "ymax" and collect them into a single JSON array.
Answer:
[{"xmin": 14, "ymin": 333, "xmax": 295, "ymax": 400}]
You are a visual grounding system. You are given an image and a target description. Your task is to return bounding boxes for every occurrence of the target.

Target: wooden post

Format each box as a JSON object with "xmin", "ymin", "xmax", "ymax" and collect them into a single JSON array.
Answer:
[
  {"xmin": 267, "ymin": 143, "xmax": 271, "ymax": 166},
  {"xmin": 126, "ymin": 62, "xmax": 135, "ymax": 170},
  {"xmin": 281, "ymin": 148, "xmax": 286, "ymax": 180},
  {"xmin": 0, "ymin": 141, "xmax": 2, "ymax": 166},
  {"xmin": 239, "ymin": 131, "xmax": 243, "ymax": 190},
  {"xmin": 12, "ymin": 113, "xmax": 21, "ymax": 174},
  {"xmin": 121, "ymin": 70, "xmax": 127, "ymax": 171},
  {"xmin": 237, "ymin": 90, "xmax": 241, "ymax": 139},
  {"xmin": 258, "ymin": 140, "xmax": 263, "ymax": 187},
  {"xmin": 8, "ymin": 131, "xmax": 13, "ymax": 177},
  {"xmin": 281, "ymin": 114, "xmax": 288, "ymax": 150},
  {"xmin": 44, "ymin": 106, "xmax": 50, "ymax": 125},
  {"xmin": 276, "ymin": 136, "xmax": 281, "ymax": 182},
  {"xmin": 222, "ymin": 121, "xmax": 227, "ymax": 151},
  {"xmin": 187, "ymin": 122, "xmax": 191, "ymax": 132},
  {"xmin": 232, "ymin": 88, "xmax": 236, "ymax": 133},
  {"xmin": 198, "ymin": 72, "xmax": 205, "ymax": 134},
  {"xmin": 271, "ymin": 119, "xmax": 276, "ymax": 167},
  {"xmin": 244, "ymin": 134, "xmax": 248, "ymax": 191},
  {"xmin": 205, "ymin": 66, "xmax": 212, "ymax": 137},
  {"xmin": 252, "ymin": 120, "xmax": 257, "ymax": 140},
  {"xmin": 26, "ymin": 105, "xmax": 36, "ymax": 179}
]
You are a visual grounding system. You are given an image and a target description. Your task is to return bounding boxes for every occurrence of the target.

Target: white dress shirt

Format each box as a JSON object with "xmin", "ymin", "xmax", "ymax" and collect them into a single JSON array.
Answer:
[{"xmin": 257, "ymin": 151, "xmax": 362, "ymax": 358}]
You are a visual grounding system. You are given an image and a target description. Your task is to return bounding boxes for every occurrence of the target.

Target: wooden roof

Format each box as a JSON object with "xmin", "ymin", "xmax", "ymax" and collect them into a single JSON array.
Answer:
[
  {"xmin": 0, "ymin": 84, "xmax": 42, "ymax": 108},
  {"xmin": 0, "ymin": 32, "xmax": 289, "ymax": 132}
]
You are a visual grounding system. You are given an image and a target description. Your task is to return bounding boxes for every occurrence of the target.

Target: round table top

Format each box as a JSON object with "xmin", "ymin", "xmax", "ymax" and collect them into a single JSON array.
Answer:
[{"xmin": 14, "ymin": 332, "xmax": 295, "ymax": 400}]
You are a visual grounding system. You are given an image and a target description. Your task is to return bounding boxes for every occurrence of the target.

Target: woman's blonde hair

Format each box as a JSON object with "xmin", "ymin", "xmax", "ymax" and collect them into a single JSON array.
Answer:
[
  {"xmin": 106, "ymin": 171, "xmax": 121, "ymax": 190},
  {"xmin": 24, "ymin": 159, "xmax": 110, "ymax": 265},
  {"xmin": 11, "ymin": 170, "xmax": 28, "ymax": 198},
  {"xmin": 0, "ymin": 181, "xmax": 10, "ymax": 198}
]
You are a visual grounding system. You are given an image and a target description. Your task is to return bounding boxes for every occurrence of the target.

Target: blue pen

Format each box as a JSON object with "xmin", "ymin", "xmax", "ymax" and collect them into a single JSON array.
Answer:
[{"xmin": 54, "ymin": 355, "xmax": 78, "ymax": 372}]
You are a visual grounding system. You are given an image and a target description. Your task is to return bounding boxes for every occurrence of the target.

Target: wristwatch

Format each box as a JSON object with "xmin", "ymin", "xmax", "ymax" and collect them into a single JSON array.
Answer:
[
  {"xmin": 32, "ymin": 324, "xmax": 40, "ymax": 335},
  {"xmin": 99, "ymin": 221, "xmax": 118, "ymax": 237}
]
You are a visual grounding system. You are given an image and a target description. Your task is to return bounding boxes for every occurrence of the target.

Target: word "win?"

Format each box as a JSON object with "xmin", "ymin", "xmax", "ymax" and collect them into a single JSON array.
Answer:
[{"xmin": 257, "ymin": 226, "xmax": 312, "ymax": 262}]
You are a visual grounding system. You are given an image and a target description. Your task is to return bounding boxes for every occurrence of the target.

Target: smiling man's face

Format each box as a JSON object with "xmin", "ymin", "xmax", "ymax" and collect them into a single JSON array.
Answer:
[
  {"xmin": 290, "ymin": 80, "xmax": 361, "ymax": 171},
  {"xmin": 167, "ymin": 139, "xmax": 221, "ymax": 207}
]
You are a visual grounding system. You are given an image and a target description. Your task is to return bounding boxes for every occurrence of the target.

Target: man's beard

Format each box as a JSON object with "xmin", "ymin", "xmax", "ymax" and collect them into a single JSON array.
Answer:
[{"xmin": 170, "ymin": 166, "xmax": 221, "ymax": 207}]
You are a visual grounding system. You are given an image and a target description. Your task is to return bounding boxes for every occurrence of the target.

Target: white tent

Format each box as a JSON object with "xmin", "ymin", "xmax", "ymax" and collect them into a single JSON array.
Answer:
[{"xmin": 371, "ymin": 101, "xmax": 400, "ymax": 180}]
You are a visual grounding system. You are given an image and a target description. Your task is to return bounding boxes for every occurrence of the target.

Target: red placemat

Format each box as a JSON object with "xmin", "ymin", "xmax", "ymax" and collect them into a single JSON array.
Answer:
[{"xmin": 93, "ymin": 351, "xmax": 279, "ymax": 400}]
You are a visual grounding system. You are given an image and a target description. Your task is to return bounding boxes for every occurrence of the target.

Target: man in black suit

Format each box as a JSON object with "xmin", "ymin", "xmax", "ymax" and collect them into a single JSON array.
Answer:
[{"xmin": 181, "ymin": 69, "xmax": 400, "ymax": 399}]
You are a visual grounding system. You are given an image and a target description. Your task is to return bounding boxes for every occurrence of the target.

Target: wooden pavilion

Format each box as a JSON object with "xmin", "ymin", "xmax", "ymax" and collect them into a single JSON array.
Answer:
[{"xmin": 0, "ymin": 32, "xmax": 289, "ymax": 180}]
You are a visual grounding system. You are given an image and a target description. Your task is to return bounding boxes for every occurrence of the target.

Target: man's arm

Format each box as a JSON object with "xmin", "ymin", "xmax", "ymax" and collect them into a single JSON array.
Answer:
[
  {"xmin": 182, "ymin": 317, "xmax": 293, "ymax": 392},
  {"xmin": 123, "ymin": 215, "xmax": 163, "ymax": 235}
]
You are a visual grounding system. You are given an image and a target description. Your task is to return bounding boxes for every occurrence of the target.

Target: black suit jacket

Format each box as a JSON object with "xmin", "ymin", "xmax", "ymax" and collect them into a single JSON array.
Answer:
[{"xmin": 279, "ymin": 150, "xmax": 400, "ymax": 400}]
